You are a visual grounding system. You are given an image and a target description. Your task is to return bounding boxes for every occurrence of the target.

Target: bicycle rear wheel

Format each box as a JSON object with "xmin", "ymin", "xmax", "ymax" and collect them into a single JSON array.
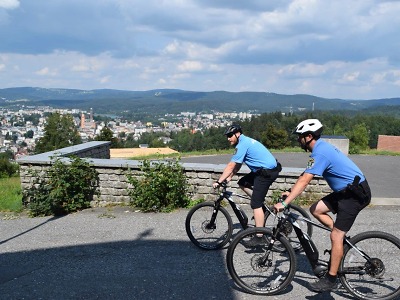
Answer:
[
  {"xmin": 340, "ymin": 231, "xmax": 400, "ymax": 300},
  {"xmin": 185, "ymin": 202, "xmax": 233, "ymax": 250},
  {"xmin": 264, "ymin": 203, "xmax": 313, "ymax": 251},
  {"xmin": 226, "ymin": 227, "xmax": 297, "ymax": 295}
]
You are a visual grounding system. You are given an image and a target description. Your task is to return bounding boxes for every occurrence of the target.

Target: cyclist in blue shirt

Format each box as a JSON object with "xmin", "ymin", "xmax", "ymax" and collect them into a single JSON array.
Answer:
[
  {"xmin": 274, "ymin": 119, "xmax": 371, "ymax": 293},
  {"xmin": 213, "ymin": 124, "xmax": 281, "ymax": 246}
]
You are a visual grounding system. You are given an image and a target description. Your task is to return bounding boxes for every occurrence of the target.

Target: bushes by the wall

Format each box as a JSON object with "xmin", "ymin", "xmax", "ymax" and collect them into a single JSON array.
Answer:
[
  {"xmin": 126, "ymin": 158, "xmax": 190, "ymax": 212},
  {"xmin": 0, "ymin": 158, "xmax": 19, "ymax": 178},
  {"xmin": 23, "ymin": 156, "xmax": 99, "ymax": 216}
]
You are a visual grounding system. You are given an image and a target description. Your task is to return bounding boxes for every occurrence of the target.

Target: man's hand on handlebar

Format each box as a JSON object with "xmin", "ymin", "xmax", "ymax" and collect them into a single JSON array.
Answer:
[
  {"xmin": 273, "ymin": 202, "xmax": 285, "ymax": 212},
  {"xmin": 273, "ymin": 192, "xmax": 290, "ymax": 213},
  {"xmin": 213, "ymin": 180, "xmax": 227, "ymax": 189},
  {"xmin": 212, "ymin": 181, "xmax": 221, "ymax": 189}
]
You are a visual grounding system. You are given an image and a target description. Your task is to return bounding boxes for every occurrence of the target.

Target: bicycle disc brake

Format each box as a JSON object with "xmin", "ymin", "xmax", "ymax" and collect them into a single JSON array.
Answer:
[
  {"xmin": 202, "ymin": 220, "xmax": 216, "ymax": 233},
  {"xmin": 251, "ymin": 254, "xmax": 273, "ymax": 273},
  {"xmin": 365, "ymin": 258, "xmax": 385, "ymax": 278}
]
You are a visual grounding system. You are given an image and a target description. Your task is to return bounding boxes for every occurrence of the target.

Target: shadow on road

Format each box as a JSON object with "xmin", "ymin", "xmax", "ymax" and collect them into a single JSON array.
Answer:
[{"xmin": 0, "ymin": 232, "xmax": 233, "ymax": 299}]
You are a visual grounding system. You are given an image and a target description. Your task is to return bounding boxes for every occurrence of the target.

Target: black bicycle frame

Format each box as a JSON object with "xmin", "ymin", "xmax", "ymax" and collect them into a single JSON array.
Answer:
[
  {"xmin": 273, "ymin": 211, "xmax": 373, "ymax": 277},
  {"xmin": 210, "ymin": 187, "xmax": 269, "ymax": 230},
  {"xmin": 217, "ymin": 190, "xmax": 249, "ymax": 228}
]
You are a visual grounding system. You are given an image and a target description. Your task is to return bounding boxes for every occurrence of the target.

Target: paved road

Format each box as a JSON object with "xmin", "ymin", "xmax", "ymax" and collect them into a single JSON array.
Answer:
[
  {"xmin": 0, "ymin": 206, "xmax": 399, "ymax": 300},
  {"xmin": 181, "ymin": 153, "xmax": 399, "ymax": 200}
]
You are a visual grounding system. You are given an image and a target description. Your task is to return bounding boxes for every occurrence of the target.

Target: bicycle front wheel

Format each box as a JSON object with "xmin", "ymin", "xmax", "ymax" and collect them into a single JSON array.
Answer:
[
  {"xmin": 226, "ymin": 227, "xmax": 297, "ymax": 295},
  {"xmin": 264, "ymin": 203, "xmax": 313, "ymax": 251},
  {"xmin": 185, "ymin": 202, "xmax": 233, "ymax": 250},
  {"xmin": 340, "ymin": 231, "xmax": 400, "ymax": 300}
]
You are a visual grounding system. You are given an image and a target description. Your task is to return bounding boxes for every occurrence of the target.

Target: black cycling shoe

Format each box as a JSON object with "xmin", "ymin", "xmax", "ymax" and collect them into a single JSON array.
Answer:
[
  {"xmin": 243, "ymin": 235, "xmax": 268, "ymax": 248},
  {"xmin": 309, "ymin": 274, "xmax": 338, "ymax": 292}
]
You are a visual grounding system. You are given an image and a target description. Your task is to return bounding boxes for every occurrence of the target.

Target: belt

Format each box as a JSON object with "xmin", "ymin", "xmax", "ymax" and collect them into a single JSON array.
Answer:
[{"xmin": 255, "ymin": 162, "xmax": 282, "ymax": 176}]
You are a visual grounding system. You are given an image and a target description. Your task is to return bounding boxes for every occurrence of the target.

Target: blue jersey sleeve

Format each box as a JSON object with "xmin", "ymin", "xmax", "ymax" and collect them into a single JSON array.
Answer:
[
  {"xmin": 231, "ymin": 145, "xmax": 246, "ymax": 164},
  {"xmin": 304, "ymin": 154, "xmax": 330, "ymax": 176}
]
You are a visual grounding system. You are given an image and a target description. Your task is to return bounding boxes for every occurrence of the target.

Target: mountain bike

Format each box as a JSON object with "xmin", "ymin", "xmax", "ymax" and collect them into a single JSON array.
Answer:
[
  {"xmin": 185, "ymin": 181, "xmax": 312, "ymax": 251},
  {"xmin": 226, "ymin": 203, "xmax": 400, "ymax": 300}
]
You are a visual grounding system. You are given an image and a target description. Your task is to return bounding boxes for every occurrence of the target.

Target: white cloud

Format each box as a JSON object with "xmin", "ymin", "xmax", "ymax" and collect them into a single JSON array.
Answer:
[
  {"xmin": 177, "ymin": 61, "xmax": 203, "ymax": 72},
  {"xmin": 0, "ymin": 0, "xmax": 19, "ymax": 9},
  {"xmin": 100, "ymin": 76, "xmax": 110, "ymax": 84},
  {"xmin": 36, "ymin": 67, "xmax": 57, "ymax": 76},
  {"xmin": 0, "ymin": 0, "xmax": 399, "ymax": 99}
]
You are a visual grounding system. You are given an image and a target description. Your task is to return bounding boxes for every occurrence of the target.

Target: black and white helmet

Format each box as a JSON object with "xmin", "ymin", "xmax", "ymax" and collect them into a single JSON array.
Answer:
[
  {"xmin": 293, "ymin": 119, "xmax": 323, "ymax": 136},
  {"xmin": 224, "ymin": 124, "xmax": 242, "ymax": 136}
]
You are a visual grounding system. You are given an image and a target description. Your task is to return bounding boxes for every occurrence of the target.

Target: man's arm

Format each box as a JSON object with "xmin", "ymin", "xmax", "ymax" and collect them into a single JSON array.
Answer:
[
  {"xmin": 274, "ymin": 172, "xmax": 314, "ymax": 210},
  {"xmin": 213, "ymin": 161, "xmax": 241, "ymax": 188},
  {"xmin": 226, "ymin": 162, "xmax": 242, "ymax": 181}
]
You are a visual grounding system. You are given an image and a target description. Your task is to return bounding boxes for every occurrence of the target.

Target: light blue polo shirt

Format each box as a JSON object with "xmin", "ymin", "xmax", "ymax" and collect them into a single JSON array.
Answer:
[
  {"xmin": 231, "ymin": 134, "xmax": 277, "ymax": 172},
  {"xmin": 304, "ymin": 139, "xmax": 365, "ymax": 192}
]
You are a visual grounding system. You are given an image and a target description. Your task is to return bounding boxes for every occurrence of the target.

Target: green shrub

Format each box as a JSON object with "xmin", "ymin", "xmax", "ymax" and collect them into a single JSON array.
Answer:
[
  {"xmin": 23, "ymin": 156, "xmax": 99, "ymax": 216},
  {"xmin": 126, "ymin": 158, "xmax": 190, "ymax": 212},
  {"xmin": 0, "ymin": 158, "xmax": 19, "ymax": 178}
]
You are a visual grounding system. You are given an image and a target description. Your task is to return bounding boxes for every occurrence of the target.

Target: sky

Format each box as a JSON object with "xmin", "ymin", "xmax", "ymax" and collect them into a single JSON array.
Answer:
[{"xmin": 0, "ymin": 0, "xmax": 399, "ymax": 100}]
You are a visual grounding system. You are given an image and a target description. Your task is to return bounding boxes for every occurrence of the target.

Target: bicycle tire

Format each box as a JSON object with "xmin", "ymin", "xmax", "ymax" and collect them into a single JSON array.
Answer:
[
  {"xmin": 264, "ymin": 203, "xmax": 313, "ymax": 251},
  {"xmin": 226, "ymin": 227, "xmax": 297, "ymax": 295},
  {"xmin": 340, "ymin": 231, "xmax": 400, "ymax": 300},
  {"xmin": 185, "ymin": 202, "xmax": 233, "ymax": 250}
]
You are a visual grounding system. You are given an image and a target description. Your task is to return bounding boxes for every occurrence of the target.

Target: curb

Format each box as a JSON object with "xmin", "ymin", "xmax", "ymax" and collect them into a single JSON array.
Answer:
[{"xmin": 371, "ymin": 197, "xmax": 400, "ymax": 206}]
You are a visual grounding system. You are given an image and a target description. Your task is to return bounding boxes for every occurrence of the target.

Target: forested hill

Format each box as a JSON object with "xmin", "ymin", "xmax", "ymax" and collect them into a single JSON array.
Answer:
[{"xmin": 1, "ymin": 87, "xmax": 400, "ymax": 116}]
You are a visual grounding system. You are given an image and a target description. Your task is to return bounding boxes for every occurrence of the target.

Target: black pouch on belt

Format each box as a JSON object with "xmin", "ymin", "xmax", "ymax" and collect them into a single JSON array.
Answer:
[{"xmin": 347, "ymin": 175, "xmax": 369, "ymax": 203}]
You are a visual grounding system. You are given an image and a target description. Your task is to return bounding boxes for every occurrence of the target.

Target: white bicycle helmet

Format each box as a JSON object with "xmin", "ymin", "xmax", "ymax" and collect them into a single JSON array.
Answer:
[{"xmin": 293, "ymin": 119, "xmax": 323, "ymax": 136}]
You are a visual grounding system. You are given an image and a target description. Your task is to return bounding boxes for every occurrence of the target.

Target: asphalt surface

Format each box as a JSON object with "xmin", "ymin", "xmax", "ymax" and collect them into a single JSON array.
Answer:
[
  {"xmin": 1, "ymin": 205, "xmax": 399, "ymax": 300},
  {"xmin": 181, "ymin": 152, "xmax": 399, "ymax": 200},
  {"xmin": 0, "ymin": 153, "xmax": 399, "ymax": 299}
]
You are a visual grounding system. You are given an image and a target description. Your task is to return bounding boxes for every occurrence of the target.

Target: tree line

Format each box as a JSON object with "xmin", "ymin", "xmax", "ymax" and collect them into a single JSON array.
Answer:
[
  {"xmin": 125, "ymin": 112, "xmax": 400, "ymax": 154},
  {"xmin": 33, "ymin": 111, "xmax": 400, "ymax": 156}
]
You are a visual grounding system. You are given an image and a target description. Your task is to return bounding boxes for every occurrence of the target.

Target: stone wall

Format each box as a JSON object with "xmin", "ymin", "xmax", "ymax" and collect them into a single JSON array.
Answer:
[{"xmin": 17, "ymin": 141, "xmax": 332, "ymax": 207}]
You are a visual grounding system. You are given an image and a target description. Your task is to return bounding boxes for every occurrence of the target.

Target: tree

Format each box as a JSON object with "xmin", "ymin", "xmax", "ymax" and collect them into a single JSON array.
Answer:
[
  {"xmin": 95, "ymin": 126, "xmax": 120, "ymax": 148},
  {"xmin": 348, "ymin": 123, "xmax": 369, "ymax": 154},
  {"xmin": 24, "ymin": 130, "xmax": 34, "ymax": 138},
  {"xmin": 95, "ymin": 126, "xmax": 114, "ymax": 141},
  {"xmin": 260, "ymin": 123, "xmax": 290, "ymax": 149},
  {"xmin": 35, "ymin": 112, "xmax": 82, "ymax": 154}
]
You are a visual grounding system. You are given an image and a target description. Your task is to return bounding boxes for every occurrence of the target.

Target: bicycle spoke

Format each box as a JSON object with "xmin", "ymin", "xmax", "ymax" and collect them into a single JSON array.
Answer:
[
  {"xmin": 340, "ymin": 232, "xmax": 400, "ymax": 300},
  {"xmin": 227, "ymin": 228, "xmax": 297, "ymax": 295},
  {"xmin": 186, "ymin": 202, "xmax": 232, "ymax": 250}
]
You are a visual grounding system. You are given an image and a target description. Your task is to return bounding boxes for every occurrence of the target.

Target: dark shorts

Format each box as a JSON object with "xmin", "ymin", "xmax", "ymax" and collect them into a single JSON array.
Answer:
[
  {"xmin": 322, "ymin": 181, "xmax": 371, "ymax": 232},
  {"xmin": 238, "ymin": 168, "xmax": 280, "ymax": 209}
]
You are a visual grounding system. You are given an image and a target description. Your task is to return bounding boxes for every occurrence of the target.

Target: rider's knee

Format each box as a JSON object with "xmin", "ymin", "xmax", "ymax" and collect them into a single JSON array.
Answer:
[
  {"xmin": 309, "ymin": 202, "xmax": 317, "ymax": 216},
  {"xmin": 330, "ymin": 227, "xmax": 346, "ymax": 242}
]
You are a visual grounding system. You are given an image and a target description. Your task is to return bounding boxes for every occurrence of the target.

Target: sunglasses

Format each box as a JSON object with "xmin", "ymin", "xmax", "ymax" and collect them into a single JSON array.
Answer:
[{"xmin": 226, "ymin": 133, "xmax": 235, "ymax": 138}]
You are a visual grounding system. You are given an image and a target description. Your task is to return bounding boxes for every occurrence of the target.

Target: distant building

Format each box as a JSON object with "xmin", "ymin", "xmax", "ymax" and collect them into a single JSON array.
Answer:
[
  {"xmin": 322, "ymin": 135, "xmax": 349, "ymax": 155},
  {"xmin": 377, "ymin": 135, "xmax": 400, "ymax": 152}
]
